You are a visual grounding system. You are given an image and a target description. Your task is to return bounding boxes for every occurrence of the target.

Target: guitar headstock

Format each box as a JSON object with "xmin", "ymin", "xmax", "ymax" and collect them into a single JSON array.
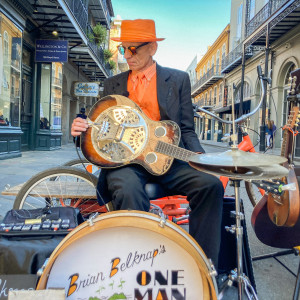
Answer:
[
  {"xmin": 288, "ymin": 76, "xmax": 297, "ymax": 95},
  {"xmin": 289, "ymin": 68, "xmax": 300, "ymax": 96}
]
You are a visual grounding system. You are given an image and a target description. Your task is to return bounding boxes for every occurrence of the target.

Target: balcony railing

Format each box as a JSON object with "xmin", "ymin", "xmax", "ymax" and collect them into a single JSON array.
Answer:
[
  {"xmin": 63, "ymin": 0, "xmax": 88, "ymax": 34},
  {"xmin": 221, "ymin": 43, "xmax": 253, "ymax": 73},
  {"xmin": 221, "ymin": 43, "xmax": 242, "ymax": 71},
  {"xmin": 52, "ymin": 78, "xmax": 62, "ymax": 87},
  {"xmin": 61, "ymin": 0, "xmax": 112, "ymax": 77},
  {"xmin": 191, "ymin": 65, "xmax": 223, "ymax": 96},
  {"xmin": 246, "ymin": 0, "xmax": 289, "ymax": 37},
  {"xmin": 98, "ymin": 0, "xmax": 112, "ymax": 26},
  {"xmin": 88, "ymin": 38, "xmax": 113, "ymax": 77}
]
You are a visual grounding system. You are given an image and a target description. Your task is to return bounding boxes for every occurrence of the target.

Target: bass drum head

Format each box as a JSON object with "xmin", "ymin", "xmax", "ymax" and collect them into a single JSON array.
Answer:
[{"xmin": 37, "ymin": 211, "xmax": 217, "ymax": 300}]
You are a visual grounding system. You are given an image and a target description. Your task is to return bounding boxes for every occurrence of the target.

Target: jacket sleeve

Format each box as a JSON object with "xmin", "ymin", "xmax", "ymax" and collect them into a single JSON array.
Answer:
[{"xmin": 179, "ymin": 72, "xmax": 205, "ymax": 153}]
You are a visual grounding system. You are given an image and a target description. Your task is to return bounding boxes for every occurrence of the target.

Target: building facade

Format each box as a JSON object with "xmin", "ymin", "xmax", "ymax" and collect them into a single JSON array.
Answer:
[
  {"xmin": 191, "ymin": 24, "xmax": 230, "ymax": 141},
  {"xmin": 190, "ymin": 0, "xmax": 300, "ymax": 155},
  {"xmin": 221, "ymin": 0, "xmax": 300, "ymax": 155},
  {"xmin": 0, "ymin": 0, "xmax": 114, "ymax": 159}
]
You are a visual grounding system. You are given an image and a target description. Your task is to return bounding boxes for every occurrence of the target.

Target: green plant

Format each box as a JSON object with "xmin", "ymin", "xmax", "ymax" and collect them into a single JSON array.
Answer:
[
  {"xmin": 103, "ymin": 49, "xmax": 113, "ymax": 62},
  {"xmin": 108, "ymin": 59, "xmax": 116, "ymax": 71},
  {"xmin": 89, "ymin": 23, "xmax": 107, "ymax": 47}
]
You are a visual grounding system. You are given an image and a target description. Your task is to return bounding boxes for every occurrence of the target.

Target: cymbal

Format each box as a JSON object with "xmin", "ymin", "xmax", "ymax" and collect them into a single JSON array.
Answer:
[
  {"xmin": 188, "ymin": 148, "xmax": 288, "ymax": 179},
  {"xmin": 189, "ymin": 148, "xmax": 287, "ymax": 168},
  {"xmin": 188, "ymin": 161, "xmax": 289, "ymax": 180}
]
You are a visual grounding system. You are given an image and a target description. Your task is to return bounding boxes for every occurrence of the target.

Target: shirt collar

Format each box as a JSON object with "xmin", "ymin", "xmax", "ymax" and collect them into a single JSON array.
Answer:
[{"xmin": 131, "ymin": 61, "xmax": 157, "ymax": 82}]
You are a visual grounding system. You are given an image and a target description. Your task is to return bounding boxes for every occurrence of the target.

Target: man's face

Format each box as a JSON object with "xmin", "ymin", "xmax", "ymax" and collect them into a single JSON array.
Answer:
[{"xmin": 121, "ymin": 42, "xmax": 157, "ymax": 73}]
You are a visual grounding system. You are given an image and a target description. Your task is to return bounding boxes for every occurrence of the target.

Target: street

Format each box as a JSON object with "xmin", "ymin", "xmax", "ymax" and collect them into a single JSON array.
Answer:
[{"xmin": 0, "ymin": 142, "xmax": 299, "ymax": 300}]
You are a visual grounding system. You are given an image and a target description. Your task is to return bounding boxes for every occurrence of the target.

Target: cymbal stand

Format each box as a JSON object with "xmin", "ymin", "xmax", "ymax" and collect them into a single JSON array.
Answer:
[{"xmin": 224, "ymin": 178, "xmax": 258, "ymax": 300}]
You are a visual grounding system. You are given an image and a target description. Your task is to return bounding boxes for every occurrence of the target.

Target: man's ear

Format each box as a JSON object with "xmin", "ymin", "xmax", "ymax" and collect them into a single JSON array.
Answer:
[{"xmin": 149, "ymin": 42, "xmax": 158, "ymax": 56}]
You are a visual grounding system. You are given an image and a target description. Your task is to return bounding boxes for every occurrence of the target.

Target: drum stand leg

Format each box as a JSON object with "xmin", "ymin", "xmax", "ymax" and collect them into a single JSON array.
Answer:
[{"xmin": 224, "ymin": 179, "xmax": 258, "ymax": 300}]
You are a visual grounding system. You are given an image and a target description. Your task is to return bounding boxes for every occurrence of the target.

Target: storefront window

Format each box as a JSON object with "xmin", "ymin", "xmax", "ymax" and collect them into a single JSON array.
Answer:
[
  {"xmin": 39, "ymin": 62, "xmax": 62, "ymax": 130},
  {"xmin": 51, "ymin": 62, "xmax": 62, "ymax": 130},
  {"xmin": 0, "ymin": 13, "xmax": 22, "ymax": 127},
  {"xmin": 40, "ymin": 64, "xmax": 51, "ymax": 129}
]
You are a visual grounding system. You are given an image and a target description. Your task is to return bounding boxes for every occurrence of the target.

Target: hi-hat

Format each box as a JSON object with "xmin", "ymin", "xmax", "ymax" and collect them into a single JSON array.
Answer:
[{"xmin": 189, "ymin": 148, "xmax": 288, "ymax": 180}]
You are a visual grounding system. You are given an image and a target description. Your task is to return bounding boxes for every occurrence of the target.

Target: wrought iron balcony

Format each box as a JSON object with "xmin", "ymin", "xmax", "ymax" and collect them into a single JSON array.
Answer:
[
  {"xmin": 87, "ymin": 39, "xmax": 113, "ymax": 77},
  {"xmin": 246, "ymin": 0, "xmax": 290, "ymax": 37},
  {"xmin": 61, "ymin": 0, "xmax": 88, "ymax": 35},
  {"xmin": 221, "ymin": 43, "xmax": 253, "ymax": 74},
  {"xmin": 94, "ymin": 0, "xmax": 112, "ymax": 26},
  {"xmin": 191, "ymin": 65, "xmax": 223, "ymax": 97}
]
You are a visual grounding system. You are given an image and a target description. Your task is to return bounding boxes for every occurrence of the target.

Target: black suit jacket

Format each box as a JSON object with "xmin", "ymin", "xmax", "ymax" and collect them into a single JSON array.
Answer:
[{"xmin": 97, "ymin": 64, "xmax": 205, "ymax": 205}]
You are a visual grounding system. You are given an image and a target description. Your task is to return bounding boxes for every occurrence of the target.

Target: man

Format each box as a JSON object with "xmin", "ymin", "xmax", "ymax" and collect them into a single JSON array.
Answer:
[{"xmin": 71, "ymin": 19, "xmax": 224, "ymax": 268}]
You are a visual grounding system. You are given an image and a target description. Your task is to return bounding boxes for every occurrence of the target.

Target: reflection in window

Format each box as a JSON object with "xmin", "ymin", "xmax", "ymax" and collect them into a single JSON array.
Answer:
[
  {"xmin": 0, "ymin": 13, "xmax": 22, "ymax": 127},
  {"xmin": 40, "ymin": 64, "xmax": 51, "ymax": 129},
  {"xmin": 51, "ymin": 62, "xmax": 62, "ymax": 130},
  {"xmin": 39, "ymin": 62, "xmax": 62, "ymax": 130}
]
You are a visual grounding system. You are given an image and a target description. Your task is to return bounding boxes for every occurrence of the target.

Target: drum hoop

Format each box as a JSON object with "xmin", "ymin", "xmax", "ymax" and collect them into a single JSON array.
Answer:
[{"xmin": 37, "ymin": 210, "xmax": 217, "ymax": 299}]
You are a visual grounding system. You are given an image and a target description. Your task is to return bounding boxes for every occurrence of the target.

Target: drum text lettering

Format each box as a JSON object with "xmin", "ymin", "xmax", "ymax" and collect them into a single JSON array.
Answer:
[
  {"xmin": 134, "ymin": 288, "xmax": 186, "ymax": 300},
  {"xmin": 110, "ymin": 248, "xmax": 160, "ymax": 278},
  {"xmin": 67, "ymin": 272, "xmax": 105, "ymax": 296}
]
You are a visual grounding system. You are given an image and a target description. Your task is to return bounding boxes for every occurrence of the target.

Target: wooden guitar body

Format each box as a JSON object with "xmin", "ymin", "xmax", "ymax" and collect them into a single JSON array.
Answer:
[
  {"xmin": 80, "ymin": 95, "xmax": 181, "ymax": 175},
  {"xmin": 251, "ymin": 68, "xmax": 300, "ymax": 246},
  {"xmin": 251, "ymin": 194, "xmax": 300, "ymax": 248},
  {"xmin": 267, "ymin": 164, "xmax": 300, "ymax": 226}
]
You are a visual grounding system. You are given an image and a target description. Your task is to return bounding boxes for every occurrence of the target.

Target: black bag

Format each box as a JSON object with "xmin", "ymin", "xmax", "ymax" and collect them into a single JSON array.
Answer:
[{"xmin": 0, "ymin": 207, "xmax": 84, "ymax": 238}]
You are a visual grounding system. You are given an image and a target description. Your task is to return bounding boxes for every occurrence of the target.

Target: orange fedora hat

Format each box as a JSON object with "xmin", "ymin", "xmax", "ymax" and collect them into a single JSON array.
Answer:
[{"xmin": 111, "ymin": 19, "xmax": 165, "ymax": 42}]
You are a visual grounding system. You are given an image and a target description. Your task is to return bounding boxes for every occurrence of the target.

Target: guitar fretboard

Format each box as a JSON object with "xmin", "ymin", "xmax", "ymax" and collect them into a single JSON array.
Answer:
[{"xmin": 155, "ymin": 141, "xmax": 195, "ymax": 162}]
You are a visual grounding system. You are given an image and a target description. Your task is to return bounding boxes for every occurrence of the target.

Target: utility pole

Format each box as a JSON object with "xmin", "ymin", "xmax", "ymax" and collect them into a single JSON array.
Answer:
[
  {"xmin": 259, "ymin": 24, "xmax": 270, "ymax": 152},
  {"xmin": 238, "ymin": 44, "xmax": 246, "ymax": 143}
]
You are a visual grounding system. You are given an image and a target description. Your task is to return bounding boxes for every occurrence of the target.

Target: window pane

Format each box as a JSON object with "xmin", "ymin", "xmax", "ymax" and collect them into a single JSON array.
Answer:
[
  {"xmin": 40, "ymin": 64, "xmax": 51, "ymax": 129},
  {"xmin": 51, "ymin": 62, "xmax": 62, "ymax": 130},
  {"xmin": 0, "ymin": 13, "xmax": 22, "ymax": 127}
]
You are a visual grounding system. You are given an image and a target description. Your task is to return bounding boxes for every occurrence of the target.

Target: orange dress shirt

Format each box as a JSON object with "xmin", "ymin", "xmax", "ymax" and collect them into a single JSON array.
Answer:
[{"xmin": 127, "ymin": 62, "xmax": 161, "ymax": 121}]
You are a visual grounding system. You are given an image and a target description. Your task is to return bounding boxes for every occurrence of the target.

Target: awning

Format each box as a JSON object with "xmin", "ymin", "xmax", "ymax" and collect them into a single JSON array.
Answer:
[{"xmin": 215, "ymin": 100, "xmax": 251, "ymax": 114}]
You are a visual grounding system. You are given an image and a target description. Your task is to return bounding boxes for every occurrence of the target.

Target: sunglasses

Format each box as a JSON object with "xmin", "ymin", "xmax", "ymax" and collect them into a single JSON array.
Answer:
[{"xmin": 117, "ymin": 42, "xmax": 150, "ymax": 56}]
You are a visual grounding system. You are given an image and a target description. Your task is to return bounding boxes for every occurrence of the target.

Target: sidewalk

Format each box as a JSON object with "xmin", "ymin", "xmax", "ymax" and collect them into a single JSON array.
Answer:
[{"xmin": 0, "ymin": 143, "xmax": 79, "ymax": 221}]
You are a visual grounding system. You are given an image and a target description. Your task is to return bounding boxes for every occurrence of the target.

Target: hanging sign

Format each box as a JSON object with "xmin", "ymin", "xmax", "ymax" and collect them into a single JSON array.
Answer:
[
  {"xmin": 35, "ymin": 40, "xmax": 68, "ymax": 62},
  {"xmin": 74, "ymin": 82, "xmax": 100, "ymax": 97}
]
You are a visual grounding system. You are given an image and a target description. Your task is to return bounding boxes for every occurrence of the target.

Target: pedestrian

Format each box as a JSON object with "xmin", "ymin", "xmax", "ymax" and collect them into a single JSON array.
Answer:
[
  {"xmin": 266, "ymin": 120, "xmax": 276, "ymax": 148},
  {"xmin": 71, "ymin": 19, "xmax": 224, "ymax": 270},
  {"xmin": 270, "ymin": 120, "xmax": 276, "ymax": 148},
  {"xmin": 76, "ymin": 107, "xmax": 87, "ymax": 119}
]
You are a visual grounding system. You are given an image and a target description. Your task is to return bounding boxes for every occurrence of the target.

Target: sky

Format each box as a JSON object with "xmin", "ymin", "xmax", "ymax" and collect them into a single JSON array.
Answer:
[{"xmin": 110, "ymin": 0, "xmax": 232, "ymax": 71}]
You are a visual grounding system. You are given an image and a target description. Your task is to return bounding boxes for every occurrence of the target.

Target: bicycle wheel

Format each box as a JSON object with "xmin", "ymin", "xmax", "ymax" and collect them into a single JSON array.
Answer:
[
  {"xmin": 245, "ymin": 181, "xmax": 264, "ymax": 207},
  {"xmin": 13, "ymin": 167, "xmax": 106, "ymax": 219},
  {"xmin": 63, "ymin": 158, "xmax": 101, "ymax": 176}
]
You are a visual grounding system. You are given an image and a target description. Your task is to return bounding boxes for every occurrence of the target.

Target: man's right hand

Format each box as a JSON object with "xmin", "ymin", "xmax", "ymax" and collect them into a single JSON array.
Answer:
[{"xmin": 71, "ymin": 117, "xmax": 89, "ymax": 137}]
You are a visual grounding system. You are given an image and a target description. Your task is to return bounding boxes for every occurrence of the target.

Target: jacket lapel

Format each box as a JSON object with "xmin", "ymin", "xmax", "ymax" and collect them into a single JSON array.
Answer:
[
  {"xmin": 156, "ymin": 64, "xmax": 171, "ymax": 120},
  {"xmin": 110, "ymin": 71, "xmax": 129, "ymax": 95}
]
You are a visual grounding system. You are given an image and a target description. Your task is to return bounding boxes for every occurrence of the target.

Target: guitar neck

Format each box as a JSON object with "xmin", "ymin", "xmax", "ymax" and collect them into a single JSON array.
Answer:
[{"xmin": 155, "ymin": 141, "xmax": 195, "ymax": 162}]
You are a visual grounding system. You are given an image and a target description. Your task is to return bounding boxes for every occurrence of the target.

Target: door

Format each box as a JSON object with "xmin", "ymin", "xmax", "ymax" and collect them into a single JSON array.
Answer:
[{"xmin": 21, "ymin": 72, "xmax": 33, "ymax": 150}]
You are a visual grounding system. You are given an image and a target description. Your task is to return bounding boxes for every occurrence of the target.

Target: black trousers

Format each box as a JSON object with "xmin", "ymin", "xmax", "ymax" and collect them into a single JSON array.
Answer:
[{"xmin": 106, "ymin": 159, "xmax": 224, "ymax": 268}]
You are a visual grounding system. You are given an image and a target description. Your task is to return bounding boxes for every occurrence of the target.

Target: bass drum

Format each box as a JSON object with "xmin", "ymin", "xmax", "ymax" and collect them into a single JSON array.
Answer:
[{"xmin": 37, "ymin": 211, "xmax": 217, "ymax": 300}]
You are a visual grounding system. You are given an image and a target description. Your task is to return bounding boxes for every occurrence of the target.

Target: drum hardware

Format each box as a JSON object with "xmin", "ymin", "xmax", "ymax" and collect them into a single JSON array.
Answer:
[
  {"xmin": 221, "ymin": 178, "xmax": 259, "ymax": 300},
  {"xmin": 87, "ymin": 212, "xmax": 99, "ymax": 226},
  {"xmin": 189, "ymin": 150, "xmax": 288, "ymax": 300},
  {"xmin": 37, "ymin": 258, "xmax": 49, "ymax": 277}
]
